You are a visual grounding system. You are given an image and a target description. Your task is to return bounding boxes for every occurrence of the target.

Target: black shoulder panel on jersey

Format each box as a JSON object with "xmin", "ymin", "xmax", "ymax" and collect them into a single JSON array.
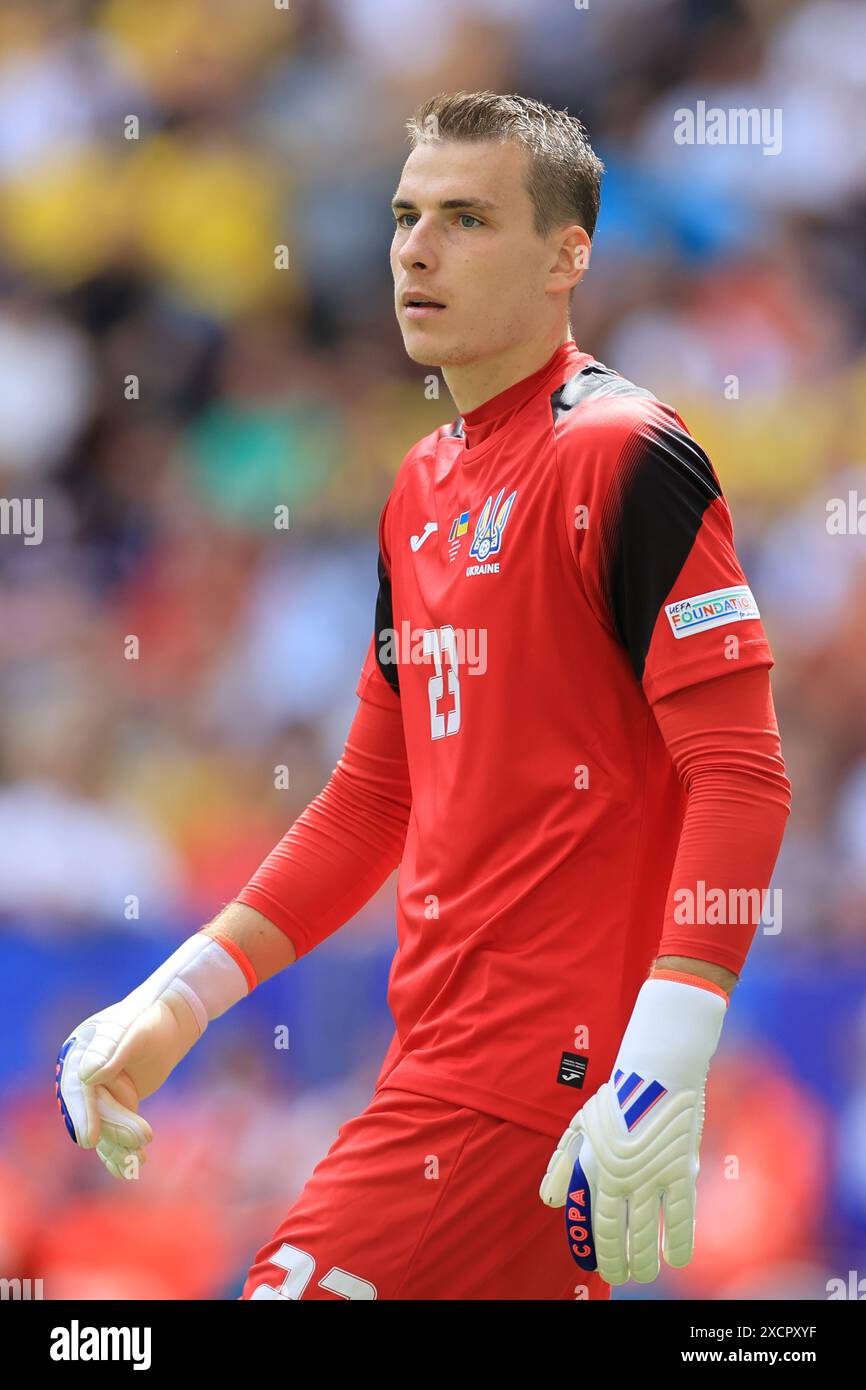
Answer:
[
  {"xmin": 550, "ymin": 362, "xmax": 657, "ymax": 423},
  {"xmin": 598, "ymin": 421, "xmax": 722, "ymax": 683},
  {"xmin": 374, "ymin": 549, "xmax": 400, "ymax": 696},
  {"xmin": 449, "ymin": 417, "xmax": 465, "ymax": 438}
]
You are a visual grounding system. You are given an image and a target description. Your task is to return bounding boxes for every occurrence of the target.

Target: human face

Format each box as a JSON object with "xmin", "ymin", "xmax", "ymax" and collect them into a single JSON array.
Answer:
[{"xmin": 391, "ymin": 138, "xmax": 572, "ymax": 370}]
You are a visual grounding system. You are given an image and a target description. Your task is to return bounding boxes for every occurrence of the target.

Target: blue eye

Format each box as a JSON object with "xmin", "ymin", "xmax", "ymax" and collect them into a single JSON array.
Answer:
[{"xmin": 394, "ymin": 212, "xmax": 483, "ymax": 230}]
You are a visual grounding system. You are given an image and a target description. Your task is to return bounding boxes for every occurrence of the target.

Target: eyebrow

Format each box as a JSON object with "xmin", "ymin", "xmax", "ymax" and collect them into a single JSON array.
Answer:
[{"xmin": 391, "ymin": 196, "xmax": 499, "ymax": 213}]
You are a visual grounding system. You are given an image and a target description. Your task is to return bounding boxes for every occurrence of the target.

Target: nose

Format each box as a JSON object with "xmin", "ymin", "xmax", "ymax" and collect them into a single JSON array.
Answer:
[{"xmin": 396, "ymin": 217, "xmax": 438, "ymax": 273}]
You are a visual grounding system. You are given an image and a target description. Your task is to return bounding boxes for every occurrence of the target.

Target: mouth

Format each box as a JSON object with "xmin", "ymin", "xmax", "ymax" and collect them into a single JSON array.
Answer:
[{"xmin": 402, "ymin": 293, "xmax": 447, "ymax": 319}]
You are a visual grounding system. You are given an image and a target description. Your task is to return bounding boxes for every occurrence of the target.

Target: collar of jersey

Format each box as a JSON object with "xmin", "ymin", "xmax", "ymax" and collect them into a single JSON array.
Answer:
[{"xmin": 455, "ymin": 340, "xmax": 588, "ymax": 464}]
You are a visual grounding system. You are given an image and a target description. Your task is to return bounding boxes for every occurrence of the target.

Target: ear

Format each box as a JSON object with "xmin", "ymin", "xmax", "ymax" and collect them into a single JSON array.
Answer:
[{"xmin": 550, "ymin": 224, "xmax": 591, "ymax": 295}]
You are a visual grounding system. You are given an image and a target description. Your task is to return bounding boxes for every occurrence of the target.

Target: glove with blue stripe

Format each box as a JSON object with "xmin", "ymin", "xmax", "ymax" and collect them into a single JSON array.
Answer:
[
  {"xmin": 55, "ymin": 932, "xmax": 251, "ymax": 1179},
  {"xmin": 539, "ymin": 973, "xmax": 728, "ymax": 1285}
]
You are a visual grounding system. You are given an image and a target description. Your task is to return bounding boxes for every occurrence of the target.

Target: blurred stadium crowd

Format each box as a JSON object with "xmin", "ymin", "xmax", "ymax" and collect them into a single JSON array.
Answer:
[{"xmin": 1, "ymin": 0, "xmax": 864, "ymax": 1299}]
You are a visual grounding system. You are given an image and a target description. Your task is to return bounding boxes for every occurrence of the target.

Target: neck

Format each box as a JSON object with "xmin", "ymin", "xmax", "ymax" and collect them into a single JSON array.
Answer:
[{"xmin": 441, "ymin": 324, "xmax": 573, "ymax": 416}]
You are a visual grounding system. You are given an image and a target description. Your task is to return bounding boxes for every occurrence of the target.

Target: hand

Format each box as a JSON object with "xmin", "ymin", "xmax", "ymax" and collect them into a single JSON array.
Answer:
[
  {"xmin": 539, "ymin": 1069, "xmax": 707, "ymax": 1284},
  {"xmin": 538, "ymin": 974, "xmax": 727, "ymax": 1285},
  {"xmin": 56, "ymin": 992, "xmax": 201, "ymax": 1179},
  {"xmin": 55, "ymin": 931, "xmax": 251, "ymax": 1179}
]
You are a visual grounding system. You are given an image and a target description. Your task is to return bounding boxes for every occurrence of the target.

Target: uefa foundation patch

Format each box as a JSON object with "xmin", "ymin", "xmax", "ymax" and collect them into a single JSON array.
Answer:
[{"xmin": 665, "ymin": 584, "xmax": 760, "ymax": 638}]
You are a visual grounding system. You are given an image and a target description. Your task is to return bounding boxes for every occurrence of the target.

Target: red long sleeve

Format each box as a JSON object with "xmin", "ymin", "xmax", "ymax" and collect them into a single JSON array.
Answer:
[
  {"xmin": 235, "ymin": 691, "xmax": 411, "ymax": 959},
  {"xmin": 236, "ymin": 659, "xmax": 790, "ymax": 978},
  {"xmin": 651, "ymin": 664, "xmax": 792, "ymax": 974}
]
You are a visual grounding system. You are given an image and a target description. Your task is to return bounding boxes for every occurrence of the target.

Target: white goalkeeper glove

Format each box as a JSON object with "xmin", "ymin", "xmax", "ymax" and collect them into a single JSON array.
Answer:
[
  {"xmin": 55, "ymin": 932, "xmax": 252, "ymax": 1179},
  {"xmin": 539, "ymin": 973, "xmax": 728, "ymax": 1285}
]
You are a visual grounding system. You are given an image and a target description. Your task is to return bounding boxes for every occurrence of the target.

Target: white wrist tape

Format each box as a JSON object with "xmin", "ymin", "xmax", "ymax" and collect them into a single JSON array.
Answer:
[
  {"xmin": 615, "ymin": 977, "xmax": 727, "ymax": 1090},
  {"xmin": 125, "ymin": 934, "xmax": 250, "ymax": 1037}
]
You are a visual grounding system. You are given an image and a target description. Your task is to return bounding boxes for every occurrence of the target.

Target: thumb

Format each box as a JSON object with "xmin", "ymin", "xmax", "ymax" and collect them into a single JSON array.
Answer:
[
  {"xmin": 563, "ymin": 1136, "xmax": 598, "ymax": 1271},
  {"xmin": 79, "ymin": 1015, "xmax": 139, "ymax": 1087},
  {"xmin": 539, "ymin": 1112, "xmax": 585, "ymax": 1207}
]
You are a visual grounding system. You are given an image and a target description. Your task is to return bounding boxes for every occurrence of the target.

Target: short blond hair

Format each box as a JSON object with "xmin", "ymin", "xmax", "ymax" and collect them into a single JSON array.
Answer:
[{"xmin": 406, "ymin": 90, "xmax": 604, "ymax": 240}]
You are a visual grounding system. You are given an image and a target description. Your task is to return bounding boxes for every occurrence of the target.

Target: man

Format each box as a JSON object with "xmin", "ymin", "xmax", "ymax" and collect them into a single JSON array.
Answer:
[{"xmin": 56, "ymin": 91, "xmax": 791, "ymax": 1300}]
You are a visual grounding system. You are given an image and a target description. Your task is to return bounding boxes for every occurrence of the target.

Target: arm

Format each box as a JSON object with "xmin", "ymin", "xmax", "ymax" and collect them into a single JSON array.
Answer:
[
  {"xmin": 653, "ymin": 955, "xmax": 736, "ymax": 995},
  {"xmin": 196, "ymin": 678, "xmax": 411, "ymax": 982},
  {"xmin": 230, "ymin": 673, "xmax": 411, "ymax": 961},
  {"xmin": 199, "ymin": 902, "xmax": 297, "ymax": 984},
  {"xmin": 56, "ymin": 683, "xmax": 411, "ymax": 1177},
  {"xmin": 541, "ymin": 663, "xmax": 791, "ymax": 1283},
  {"xmin": 546, "ymin": 400, "xmax": 792, "ymax": 1282},
  {"xmin": 649, "ymin": 660, "xmax": 791, "ymax": 996},
  {"xmin": 212, "ymin": 485, "xmax": 408, "ymax": 977}
]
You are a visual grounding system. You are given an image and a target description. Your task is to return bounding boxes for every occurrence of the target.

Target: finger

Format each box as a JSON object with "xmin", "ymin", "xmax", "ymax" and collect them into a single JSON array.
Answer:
[
  {"xmin": 539, "ymin": 1114, "xmax": 584, "ymax": 1207},
  {"xmin": 660, "ymin": 1169, "xmax": 696, "ymax": 1269},
  {"xmin": 625, "ymin": 1186, "xmax": 662, "ymax": 1284},
  {"xmin": 94, "ymin": 1084, "xmax": 152, "ymax": 1149},
  {"xmin": 107, "ymin": 1068, "xmax": 142, "ymax": 1115},
  {"xmin": 98, "ymin": 1145, "xmax": 136, "ymax": 1180},
  {"xmin": 79, "ymin": 1016, "xmax": 132, "ymax": 1086},
  {"xmin": 56, "ymin": 1033, "xmax": 100, "ymax": 1147},
  {"xmin": 563, "ymin": 1148, "xmax": 598, "ymax": 1270},
  {"xmin": 593, "ymin": 1181, "xmax": 630, "ymax": 1285},
  {"xmin": 96, "ymin": 1132, "xmax": 148, "ymax": 1180}
]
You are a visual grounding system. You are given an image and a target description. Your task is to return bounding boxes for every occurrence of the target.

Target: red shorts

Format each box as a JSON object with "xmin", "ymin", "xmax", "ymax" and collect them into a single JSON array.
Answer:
[{"xmin": 241, "ymin": 1087, "xmax": 610, "ymax": 1301}]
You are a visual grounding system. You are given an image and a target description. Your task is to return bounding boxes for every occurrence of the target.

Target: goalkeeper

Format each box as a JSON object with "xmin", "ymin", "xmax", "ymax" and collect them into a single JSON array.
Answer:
[{"xmin": 56, "ymin": 90, "xmax": 792, "ymax": 1299}]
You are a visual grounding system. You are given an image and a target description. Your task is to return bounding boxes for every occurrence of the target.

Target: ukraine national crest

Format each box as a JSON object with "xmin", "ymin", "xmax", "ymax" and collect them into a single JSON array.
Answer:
[{"xmin": 469, "ymin": 488, "xmax": 518, "ymax": 562}]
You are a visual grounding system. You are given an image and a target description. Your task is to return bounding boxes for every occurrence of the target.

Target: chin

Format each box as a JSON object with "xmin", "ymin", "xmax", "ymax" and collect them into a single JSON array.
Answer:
[
  {"xmin": 401, "ymin": 336, "xmax": 445, "ymax": 367},
  {"xmin": 402, "ymin": 332, "xmax": 479, "ymax": 369}
]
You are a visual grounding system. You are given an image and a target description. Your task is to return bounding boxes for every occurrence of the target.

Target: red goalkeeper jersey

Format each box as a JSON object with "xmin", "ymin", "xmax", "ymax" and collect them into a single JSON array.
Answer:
[{"xmin": 353, "ymin": 339, "xmax": 776, "ymax": 1137}]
